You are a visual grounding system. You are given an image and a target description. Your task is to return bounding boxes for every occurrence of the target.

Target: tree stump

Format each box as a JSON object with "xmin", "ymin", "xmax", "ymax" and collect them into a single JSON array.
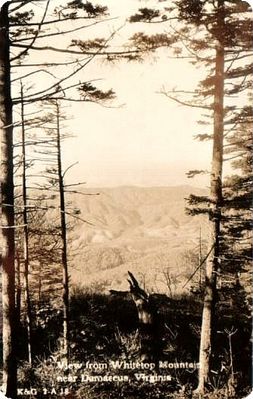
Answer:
[{"xmin": 127, "ymin": 271, "xmax": 160, "ymax": 363}]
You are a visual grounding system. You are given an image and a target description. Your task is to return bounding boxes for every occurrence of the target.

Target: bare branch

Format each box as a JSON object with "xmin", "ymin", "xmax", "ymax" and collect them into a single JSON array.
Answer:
[
  {"xmin": 12, "ymin": 68, "xmax": 57, "ymax": 83},
  {"xmin": 11, "ymin": 0, "xmax": 51, "ymax": 62},
  {"xmin": 11, "ymin": 18, "xmax": 117, "ymax": 43},
  {"xmin": 9, "ymin": 0, "xmax": 43, "ymax": 13},
  {"xmin": 12, "ymin": 58, "xmax": 86, "ymax": 67},
  {"xmin": 63, "ymin": 210, "xmax": 93, "ymax": 226},
  {"xmin": 13, "ymin": 57, "xmax": 93, "ymax": 102},
  {"xmin": 11, "ymin": 44, "xmax": 139, "ymax": 58},
  {"xmin": 62, "ymin": 162, "xmax": 78, "ymax": 178},
  {"xmin": 64, "ymin": 182, "xmax": 86, "ymax": 188},
  {"xmin": 160, "ymin": 88, "xmax": 212, "ymax": 110},
  {"xmin": 10, "ymin": 15, "xmax": 101, "ymax": 27},
  {"xmin": 12, "ymin": 25, "xmax": 123, "ymax": 102}
]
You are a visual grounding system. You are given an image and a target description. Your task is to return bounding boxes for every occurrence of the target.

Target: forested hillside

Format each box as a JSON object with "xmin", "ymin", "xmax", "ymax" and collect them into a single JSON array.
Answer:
[{"xmin": 69, "ymin": 185, "xmax": 208, "ymax": 292}]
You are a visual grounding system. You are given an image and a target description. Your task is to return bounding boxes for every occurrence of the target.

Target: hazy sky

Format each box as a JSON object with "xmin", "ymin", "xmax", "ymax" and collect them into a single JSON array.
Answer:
[
  {"xmin": 61, "ymin": 55, "xmax": 212, "ymax": 187},
  {"xmin": 9, "ymin": 0, "xmax": 239, "ymax": 188},
  {"xmin": 62, "ymin": 0, "xmax": 212, "ymax": 188}
]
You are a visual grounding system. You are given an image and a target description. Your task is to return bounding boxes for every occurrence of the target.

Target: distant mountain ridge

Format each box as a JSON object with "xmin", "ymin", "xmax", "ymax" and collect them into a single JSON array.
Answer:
[{"xmin": 70, "ymin": 185, "xmax": 209, "ymax": 293}]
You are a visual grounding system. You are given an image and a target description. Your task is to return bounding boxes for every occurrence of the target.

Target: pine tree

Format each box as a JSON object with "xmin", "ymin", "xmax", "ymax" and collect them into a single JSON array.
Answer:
[
  {"xmin": 0, "ymin": 3, "xmax": 17, "ymax": 396},
  {"xmin": 128, "ymin": 0, "xmax": 252, "ymax": 392},
  {"xmin": 222, "ymin": 124, "xmax": 252, "ymax": 301},
  {"xmin": 0, "ymin": 1, "xmax": 129, "ymax": 395}
]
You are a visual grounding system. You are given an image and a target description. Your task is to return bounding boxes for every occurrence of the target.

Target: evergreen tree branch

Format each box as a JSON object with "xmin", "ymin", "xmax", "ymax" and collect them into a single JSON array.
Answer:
[
  {"xmin": 225, "ymin": 53, "xmax": 253, "ymax": 62},
  {"xmin": 12, "ymin": 58, "xmax": 86, "ymax": 67},
  {"xmin": 9, "ymin": 0, "xmax": 39, "ymax": 13},
  {"xmin": 11, "ymin": 42, "xmax": 139, "ymax": 58},
  {"xmin": 11, "ymin": 18, "xmax": 116, "ymax": 43},
  {"xmin": 11, "ymin": 0, "xmax": 51, "ymax": 62},
  {"xmin": 13, "ymin": 56, "xmax": 94, "ymax": 103},
  {"xmin": 12, "ymin": 25, "xmax": 128, "ymax": 104},
  {"xmin": 9, "ymin": 15, "xmax": 103, "ymax": 26},
  {"xmin": 169, "ymin": 22, "xmax": 215, "ymax": 60}
]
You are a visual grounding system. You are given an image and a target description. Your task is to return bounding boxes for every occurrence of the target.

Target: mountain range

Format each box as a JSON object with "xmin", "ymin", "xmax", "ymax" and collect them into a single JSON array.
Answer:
[{"xmin": 69, "ymin": 185, "xmax": 209, "ymax": 294}]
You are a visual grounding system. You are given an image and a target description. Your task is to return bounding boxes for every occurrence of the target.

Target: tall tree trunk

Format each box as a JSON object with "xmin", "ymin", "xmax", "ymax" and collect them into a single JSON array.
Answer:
[
  {"xmin": 15, "ymin": 250, "xmax": 21, "ymax": 325},
  {"xmin": 56, "ymin": 102, "xmax": 69, "ymax": 360},
  {"xmin": 0, "ymin": 2, "xmax": 17, "ymax": 397},
  {"xmin": 196, "ymin": 0, "xmax": 225, "ymax": 393},
  {"xmin": 21, "ymin": 81, "xmax": 33, "ymax": 365},
  {"xmin": 199, "ymin": 227, "xmax": 202, "ymax": 290},
  {"xmin": 38, "ymin": 266, "xmax": 42, "ymax": 304}
]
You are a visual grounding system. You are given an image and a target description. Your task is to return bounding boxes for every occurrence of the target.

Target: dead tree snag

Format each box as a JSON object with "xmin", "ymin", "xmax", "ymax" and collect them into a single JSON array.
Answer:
[{"xmin": 127, "ymin": 271, "xmax": 160, "ymax": 363}]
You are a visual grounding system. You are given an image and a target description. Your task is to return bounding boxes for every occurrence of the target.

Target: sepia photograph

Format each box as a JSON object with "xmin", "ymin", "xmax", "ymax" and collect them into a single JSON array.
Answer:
[{"xmin": 0, "ymin": 0, "xmax": 252, "ymax": 398}]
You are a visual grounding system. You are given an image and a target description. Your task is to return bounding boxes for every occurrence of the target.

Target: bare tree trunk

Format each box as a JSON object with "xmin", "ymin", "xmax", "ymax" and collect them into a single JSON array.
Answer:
[
  {"xmin": 199, "ymin": 227, "xmax": 202, "ymax": 289},
  {"xmin": 0, "ymin": 2, "xmax": 17, "ymax": 397},
  {"xmin": 196, "ymin": 0, "xmax": 225, "ymax": 392},
  {"xmin": 15, "ymin": 250, "xmax": 21, "ymax": 325},
  {"xmin": 21, "ymin": 81, "xmax": 33, "ymax": 365},
  {"xmin": 56, "ymin": 102, "xmax": 69, "ymax": 360},
  {"xmin": 38, "ymin": 266, "xmax": 42, "ymax": 304}
]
